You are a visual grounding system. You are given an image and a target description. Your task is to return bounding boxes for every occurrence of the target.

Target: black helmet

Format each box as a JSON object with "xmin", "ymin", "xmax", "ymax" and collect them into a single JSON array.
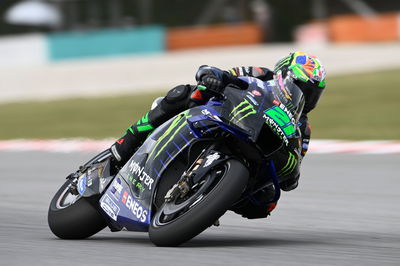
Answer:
[{"xmin": 274, "ymin": 51, "xmax": 326, "ymax": 113}]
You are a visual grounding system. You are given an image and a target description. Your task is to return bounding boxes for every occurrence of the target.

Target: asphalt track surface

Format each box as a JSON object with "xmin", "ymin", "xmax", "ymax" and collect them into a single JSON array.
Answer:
[{"xmin": 0, "ymin": 151, "xmax": 399, "ymax": 265}]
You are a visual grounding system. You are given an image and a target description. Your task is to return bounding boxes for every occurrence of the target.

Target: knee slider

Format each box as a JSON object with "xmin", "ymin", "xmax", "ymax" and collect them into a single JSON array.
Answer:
[
  {"xmin": 165, "ymin": 85, "xmax": 190, "ymax": 103},
  {"xmin": 161, "ymin": 85, "xmax": 191, "ymax": 112}
]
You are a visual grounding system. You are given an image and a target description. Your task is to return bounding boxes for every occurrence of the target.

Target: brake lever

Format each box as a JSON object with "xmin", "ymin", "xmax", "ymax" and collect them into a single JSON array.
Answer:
[{"xmin": 196, "ymin": 84, "xmax": 225, "ymax": 100}]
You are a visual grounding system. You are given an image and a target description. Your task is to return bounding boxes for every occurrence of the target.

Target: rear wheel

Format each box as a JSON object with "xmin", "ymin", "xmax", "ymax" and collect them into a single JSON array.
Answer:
[
  {"xmin": 149, "ymin": 159, "xmax": 249, "ymax": 246},
  {"xmin": 48, "ymin": 179, "xmax": 106, "ymax": 239}
]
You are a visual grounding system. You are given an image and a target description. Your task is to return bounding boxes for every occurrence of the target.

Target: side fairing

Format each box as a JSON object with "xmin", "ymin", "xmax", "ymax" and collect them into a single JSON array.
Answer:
[{"xmin": 99, "ymin": 109, "xmax": 202, "ymax": 231}]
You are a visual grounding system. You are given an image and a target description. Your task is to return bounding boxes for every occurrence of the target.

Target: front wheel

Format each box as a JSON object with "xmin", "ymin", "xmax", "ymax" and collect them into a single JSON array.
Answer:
[
  {"xmin": 48, "ymin": 179, "xmax": 106, "ymax": 239},
  {"xmin": 149, "ymin": 159, "xmax": 249, "ymax": 246}
]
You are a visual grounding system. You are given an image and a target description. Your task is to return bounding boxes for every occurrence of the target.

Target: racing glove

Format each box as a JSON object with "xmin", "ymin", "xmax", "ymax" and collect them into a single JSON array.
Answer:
[{"xmin": 195, "ymin": 65, "xmax": 225, "ymax": 94}]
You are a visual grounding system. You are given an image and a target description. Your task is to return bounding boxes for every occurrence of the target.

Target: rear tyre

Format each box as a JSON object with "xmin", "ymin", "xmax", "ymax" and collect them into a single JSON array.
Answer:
[
  {"xmin": 149, "ymin": 159, "xmax": 249, "ymax": 246},
  {"xmin": 48, "ymin": 179, "xmax": 106, "ymax": 239}
]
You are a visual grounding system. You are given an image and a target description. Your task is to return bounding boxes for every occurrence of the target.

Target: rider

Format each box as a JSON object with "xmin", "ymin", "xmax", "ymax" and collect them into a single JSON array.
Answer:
[{"xmin": 109, "ymin": 51, "xmax": 326, "ymax": 219}]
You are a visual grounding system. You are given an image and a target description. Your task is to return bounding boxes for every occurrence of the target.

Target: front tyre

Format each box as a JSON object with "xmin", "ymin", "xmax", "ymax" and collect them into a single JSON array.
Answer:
[
  {"xmin": 48, "ymin": 179, "xmax": 106, "ymax": 239},
  {"xmin": 149, "ymin": 159, "xmax": 249, "ymax": 246}
]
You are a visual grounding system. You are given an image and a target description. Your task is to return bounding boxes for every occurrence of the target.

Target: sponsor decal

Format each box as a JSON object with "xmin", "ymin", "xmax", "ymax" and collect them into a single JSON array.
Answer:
[
  {"xmin": 204, "ymin": 152, "xmax": 220, "ymax": 167},
  {"xmin": 99, "ymin": 175, "xmax": 109, "ymax": 192},
  {"xmin": 100, "ymin": 194, "xmax": 120, "ymax": 221},
  {"xmin": 263, "ymin": 103, "xmax": 297, "ymax": 146},
  {"xmin": 273, "ymin": 99, "xmax": 280, "ymax": 106},
  {"xmin": 251, "ymin": 90, "xmax": 262, "ymax": 96},
  {"xmin": 201, "ymin": 109, "xmax": 212, "ymax": 116},
  {"xmin": 84, "ymin": 168, "xmax": 94, "ymax": 187},
  {"xmin": 87, "ymin": 177, "xmax": 93, "ymax": 187},
  {"xmin": 278, "ymin": 152, "xmax": 298, "ymax": 176},
  {"xmin": 149, "ymin": 110, "xmax": 192, "ymax": 159},
  {"xmin": 122, "ymin": 191, "xmax": 129, "ymax": 204},
  {"xmin": 128, "ymin": 161, "xmax": 154, "ymax": 191},
  {"xmin": 77, "ymin": 175, "xmax": 87, "ymax": 195},
  {"xmin": 264, "ymin": 105, "xmax": 296, "ymax": 135},
  {"xmin": 201, "ymin": 108, "xmax": 222, "ymax": 121},
  {"xmin": 230, "ymin": 99, "xmax": 257, "ymax": 122},
  {"xmin": 263, "ymin": 114, "xmax": 289, "ymax": 146},
  {"xmin": 277, "ymin": 103, "xmax": 295, "ymax": 121},
  {"xmin": 124, "ymin": 195, "xmax": 149, "ymax": 223},
  {"xmin": 127, "ymin": 174, "xmax": 146, "ymax": 193},
  {"xmin": 111, "ymin": 177, "xmax": 124, "ymax": 200}
]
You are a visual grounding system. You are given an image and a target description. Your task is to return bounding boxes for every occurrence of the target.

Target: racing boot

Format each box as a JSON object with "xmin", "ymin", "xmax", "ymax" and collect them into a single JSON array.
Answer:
[
  {"xmin": 280, "ymin": 173, "xmax": 299, "ymax": 191},
  {"xmin": 110, "ymin": 112, "xmax": 155, "ymax": 168},
  {"xmin": 110, "ymin": 84, "xmax": 193, "ymax": 169},
  {"xmin": 231, "ymin": 185, "xmax": 277, "ymax": 219}
]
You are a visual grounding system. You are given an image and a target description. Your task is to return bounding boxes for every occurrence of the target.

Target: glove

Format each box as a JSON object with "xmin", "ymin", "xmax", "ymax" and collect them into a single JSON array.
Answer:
[
  {"xmin": 200, "ymin": 75, "xmax": 224, "ymax": 93},
  {"xmin": 195, "ymin": 66, "xmax": 225, "ymax": 94}
]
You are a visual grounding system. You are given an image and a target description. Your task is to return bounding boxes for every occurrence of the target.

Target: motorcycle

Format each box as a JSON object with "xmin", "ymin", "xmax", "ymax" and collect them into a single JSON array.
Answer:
[{"xmin": 48, "ymin": 76, "xmax": 304, "ymax": 246}]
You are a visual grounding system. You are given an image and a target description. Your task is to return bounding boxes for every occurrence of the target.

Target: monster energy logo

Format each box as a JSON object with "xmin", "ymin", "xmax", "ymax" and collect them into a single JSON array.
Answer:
[
  {"xmin": 278, "ymin": 152, "xmax": 297, "ymax": 176},
  {"xmin": 275, "ymin": 57, "xmax": 291, "ymax": 71},
  {"xmin": 149, "ymin": 111, "xmax": 191, "ymax": 159},
  {"xmin": 230, "ymin": 99, "xmax": 256, "ymax": 122}
]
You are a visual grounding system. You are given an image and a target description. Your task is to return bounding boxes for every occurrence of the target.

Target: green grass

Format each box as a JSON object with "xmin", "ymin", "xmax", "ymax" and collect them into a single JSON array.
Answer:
[
  {"xmin": 1, "ymin": 69, "xmax": 399, "ymax": 140},
  {"xmin": 0, "ymin": 92, "xmax": 164, "ymax": 140},
  {"xmin": 309, "ymin": 69, "xmax": 400, "ymax": 140}
]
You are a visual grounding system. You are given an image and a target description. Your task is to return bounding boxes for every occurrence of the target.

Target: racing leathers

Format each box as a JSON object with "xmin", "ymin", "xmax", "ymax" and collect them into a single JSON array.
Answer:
[{"xmin": 110, "ymin": 65, "xmax": 312, "ymax": 219}]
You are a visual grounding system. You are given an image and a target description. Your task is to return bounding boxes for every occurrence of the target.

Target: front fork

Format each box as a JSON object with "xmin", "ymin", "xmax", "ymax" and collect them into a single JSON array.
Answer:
[
  {"xmin": 265, "ymin": 160, "xmax": 281, "ymax": 204},
  {"xmin": 164, "ymin": 144, "xmax": 229, "ymax": 203}
]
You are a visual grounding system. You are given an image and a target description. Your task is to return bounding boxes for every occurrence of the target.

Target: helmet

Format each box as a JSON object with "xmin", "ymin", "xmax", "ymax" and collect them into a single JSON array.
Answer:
[{"xmin": 274, "ymin": 51, "xmax": 326, "ymax": 113}]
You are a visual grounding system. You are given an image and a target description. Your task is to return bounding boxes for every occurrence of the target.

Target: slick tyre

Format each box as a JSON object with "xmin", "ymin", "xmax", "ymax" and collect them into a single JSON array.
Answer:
[
  {"xmin": 48, "ymin": 180, "xmax": 106, "ymax": 239},
  {"xmin": 149, "ymin": 159, "xmax": 249, "ymax": 246}
]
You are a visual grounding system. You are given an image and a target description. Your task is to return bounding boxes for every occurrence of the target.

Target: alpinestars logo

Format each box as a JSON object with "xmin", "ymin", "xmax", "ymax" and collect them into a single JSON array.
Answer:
[{"xmin": 230, "ymin": 99, "xmax": 256, "ymax": 122}]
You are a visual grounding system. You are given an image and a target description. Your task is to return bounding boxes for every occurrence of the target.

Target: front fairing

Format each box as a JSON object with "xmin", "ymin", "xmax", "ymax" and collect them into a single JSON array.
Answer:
[{"xmin": 221, "ymin": 77, "xmax": 304, "ymax": 148}]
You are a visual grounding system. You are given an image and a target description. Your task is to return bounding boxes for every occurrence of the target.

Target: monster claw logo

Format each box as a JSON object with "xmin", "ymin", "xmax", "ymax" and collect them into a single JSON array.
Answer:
[
  {"xmin": 230, "ymin": 99, "xmax": 256, "ymax": 122},
  {"xmin": 278, "ymin": 152, "xmax": 298, "ymax": 176},
  {"xmin": 149, "ymin": 110, "xmax": 192, "ymax": 159}
]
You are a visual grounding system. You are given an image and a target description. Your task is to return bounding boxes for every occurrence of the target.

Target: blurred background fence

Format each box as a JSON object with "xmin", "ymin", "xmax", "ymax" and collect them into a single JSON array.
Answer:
[
  {"xmin": 0, "ymin": 0, "xmax": 400, "ymax": 140},
  {"xmin": 1, "ymin": 0, "xmax": 400, "ymax": 64},
  {"xmin": 2, "ymin": 0, "xmax": 400, "ymax": 102}
]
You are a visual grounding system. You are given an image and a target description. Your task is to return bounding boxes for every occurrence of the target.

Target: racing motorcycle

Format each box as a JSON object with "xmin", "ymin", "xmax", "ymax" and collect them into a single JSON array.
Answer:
[{"xmin": 48, "ymin": 76, "xmax": 304, "ymax": 246}]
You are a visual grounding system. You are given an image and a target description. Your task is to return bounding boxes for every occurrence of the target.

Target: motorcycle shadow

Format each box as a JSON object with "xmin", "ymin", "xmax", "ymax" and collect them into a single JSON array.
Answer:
[
  {"xmin": 81, "ymin": 233, "xmax": 323, "ymax": 248},
  {"xmin": 182, "ymin": 236, "xmax": 323, "ymax": 248},
  {"xmin": 84, "ymin": 233, "xmax": 154, "ymax": 246}
]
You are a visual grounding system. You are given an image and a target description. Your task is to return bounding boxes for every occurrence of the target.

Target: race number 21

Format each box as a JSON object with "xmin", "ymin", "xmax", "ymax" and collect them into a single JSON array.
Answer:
[{"xmin": 264, "ymin": 106, "xmax": 296, "ymax": 137}]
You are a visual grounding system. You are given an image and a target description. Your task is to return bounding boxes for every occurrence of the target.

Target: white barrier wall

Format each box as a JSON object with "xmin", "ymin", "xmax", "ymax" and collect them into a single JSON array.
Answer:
[
  {"xmin": 0, "ymin": 34, "xmax": 47, "ymax": 68},
  {"xmin": 1, "ymin": 34, "xmax": 400, "ymax": 103}
]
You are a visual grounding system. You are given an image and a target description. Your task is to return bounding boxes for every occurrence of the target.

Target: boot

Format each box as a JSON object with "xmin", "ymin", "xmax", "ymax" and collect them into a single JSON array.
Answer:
[
  {"xmin": 110, "ymin": 84, "xmax": 193, "ymax": 168},
  {"xmin": 231, "ymin": 185, "xmax": 277, "ymax": 219},
  {"xmin": 110, "ymin": 112, "xmax": 154, "ymax": 168},
  {"xmin": 280, "ymin": 173, "xmax": 299, "ymax": 191}
]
